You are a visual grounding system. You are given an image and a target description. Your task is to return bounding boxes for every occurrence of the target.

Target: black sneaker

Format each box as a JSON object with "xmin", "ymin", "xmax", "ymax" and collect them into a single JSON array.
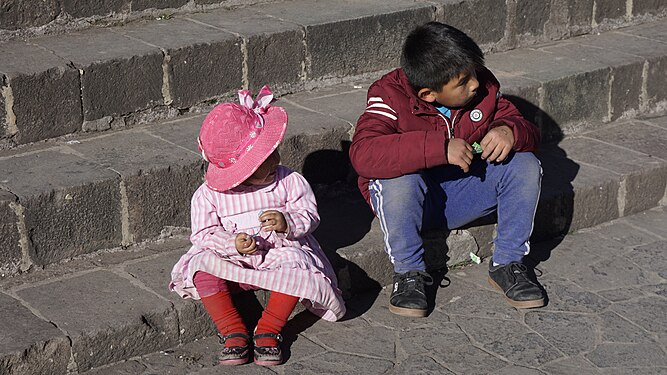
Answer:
[
  {"xmin": 389, "ymin": 271, "xmax": 433, "ymax": 317},
  {"xmin": 488, "ymin": 262, "xmax": 545, "ymax": 309}
]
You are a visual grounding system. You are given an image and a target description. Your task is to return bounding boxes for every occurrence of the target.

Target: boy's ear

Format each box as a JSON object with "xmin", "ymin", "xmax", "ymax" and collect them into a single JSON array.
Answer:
[{"xmin": 417, "ymin": 88, "xmax": 437, "ymax": 103}]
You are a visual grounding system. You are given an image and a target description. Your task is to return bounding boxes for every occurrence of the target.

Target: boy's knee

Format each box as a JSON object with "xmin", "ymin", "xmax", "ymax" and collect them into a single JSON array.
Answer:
[
  {"xmin": 507, "ymin": 152, "xmax": 542, "ymax": 179},
  {"xmin": 370, "ymin": 174, "xmax": 426, "ymax": 211}
]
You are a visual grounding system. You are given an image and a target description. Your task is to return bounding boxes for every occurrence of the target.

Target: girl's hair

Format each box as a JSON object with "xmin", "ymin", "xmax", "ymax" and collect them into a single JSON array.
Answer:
[{"xmin": 401, "ymin": 22, "xmax": 485, "ymax": 91}]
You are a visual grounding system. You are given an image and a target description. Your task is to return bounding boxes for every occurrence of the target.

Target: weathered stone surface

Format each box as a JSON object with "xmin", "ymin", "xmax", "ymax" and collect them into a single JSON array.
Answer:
[
  {"xmin": 16, "ymin": 270, "xmax": 180, "ymax": 372},
  {"xmin": 124, "ymin": 250, "xmax": 218, "ymax": 342},
  {"xmin": 33, "ymin": 29, "xmax": 163, "ymax": 121},
  {"xmin": 576, "ymin": 30, "xmax": 667, "ymax": 59},
  {"xmin": 610, "ymin": 62, "xmax": 644, "ymax": 120},
  {"xmin": 257, "ymin": 0, "xmax": 434, "ymax": 80},
  {"xmin": 145, "ymin": 113, "xmax": 204, "ymax": 153},
  {"xmin": 541, "ymin": 68, "xmax": 610, "ymax": 134},
  {"xmin": 400, "ymin": 324, "xmax": 471, "ymax": 354},
  {"xmin": 0, "ymin": 191, "xmax": 21, "ymax": 277},
  {"xmin": 586, "ymin": 342, "xmax": 667, "ymax": 367},
  {"xmin": 525, "ymin": 311, "xmax": 598, "ymax": 355},
  {"xmin": 278, "ymin": 101, "xmax": 352, "ymax": 176},
  {"xmin": 69, "ymin": 131, "xmax": 202, "ymax": 241},
  {"xmin": 543, "ymin": 279, "xmax": 611, "ymax": 313},
  {"xmin": 62, "ymin": 0, "xmax": 129, "ymax": 18},
  {"xmin": 632, "ymin": 0, "xmax": 667, "ymax": 16},
  {"xmin": 646, "ymin": 56, "xmax": 667, "ymax": 107},
  {"xmin": 599, "ymin": 310, "xmax": 660, "ymax": 344},
  {"xmin": 284, "ymin": 82, "xmax": 369, "ymax": 126},
  {"xmin": 393, "ymin": 355, "xmax": 455, "ymax": 375},
  {"xmin": 117, "ymin": 18, "xmax": 242, "ymax": 109},
  {"xmin": 439, "ymin": 0, "xmax": 506, "ymax": 45},
  {"xmin": 0, "ymin": 292, "xmax": 70, "ymax": 375},
  {"xmin": 625, "ymin": 241, "xmax": 667, "ymax": 277},
  {"xmin": 594, "ymin": 0, "xmax": 625, "ymax": 23},
  {"xmin": 0, "ymin": 0, "xmax": 59, "ymax": 31},
  {"xmin": 0, "ymin": 41, "xmax": 82, "ymax": 144},
  {"xmin": 540, "ymin": 356, "xmax": 604, "ymax": 375},
  {"xmin": 132, "ymin": 0, "xmax": 188, "ymax": 11},
  {"xmin": 590, "ymin": 121, "xmax": 667, "ymax": 160},
  {"xmin": 625, "ymin": 20, "xmax": 667, "ymax": 42},
  {"xmin": 285, "ymin": 352, "xmax": 394, "ymax": 374},
  {"xmin": 515, "ymin": 0, "xmax": 551, "ymax": 37},
  {"xmin": 431, "ymin": 345, "xmax": 509, "ymax": 374},
  {"xmin": 188, "ymin": 8, "xmax": 305, "ymax": 94},
  {"xmin": 623, "ymin": 206, "xmax": 667, "ymax": 239},
  {"xmin": 0, "ymin": 150, "xmax": 122, "ymax": 265}
]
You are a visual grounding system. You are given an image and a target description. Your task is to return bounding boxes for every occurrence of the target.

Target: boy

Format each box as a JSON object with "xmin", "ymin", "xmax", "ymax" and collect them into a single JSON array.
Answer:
[{"xmin": 349, "ymin": 22, "xmax": 544, "ymax": 317}]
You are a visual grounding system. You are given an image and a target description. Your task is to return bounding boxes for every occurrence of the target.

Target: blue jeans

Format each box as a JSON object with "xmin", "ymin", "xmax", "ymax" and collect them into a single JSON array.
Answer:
[{"xmin": 368, "ymin": 152, "xmax": 542, "ymax": 273}]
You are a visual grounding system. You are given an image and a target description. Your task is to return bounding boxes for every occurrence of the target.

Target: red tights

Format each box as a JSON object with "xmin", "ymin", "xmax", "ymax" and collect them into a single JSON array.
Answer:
[{"xmin": 194, "ymin": 272, "xmax": 298, "ymax": 348}]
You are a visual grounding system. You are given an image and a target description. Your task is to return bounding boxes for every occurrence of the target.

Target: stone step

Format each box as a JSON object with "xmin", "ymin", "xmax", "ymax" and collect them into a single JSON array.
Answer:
[
  {"xmin": 2, "ymin": 17, "xmax": 667, "ymax": 276},
  {"xmin": 1, "ymin": 1, "xmax": 665, "ymax": 147}
]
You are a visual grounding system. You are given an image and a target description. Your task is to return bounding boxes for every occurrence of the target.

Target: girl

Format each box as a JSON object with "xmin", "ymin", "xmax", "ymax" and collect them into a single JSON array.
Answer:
[{"xmin": 169, "ymin": 86, "xmax": 346, "ymax": 366}]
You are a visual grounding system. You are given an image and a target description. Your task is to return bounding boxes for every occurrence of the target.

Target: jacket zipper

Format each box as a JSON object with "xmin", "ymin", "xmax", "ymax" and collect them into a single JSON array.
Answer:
[{"xmin": 437, "ymin": 109, "xmax": 461, "ymax": 139}]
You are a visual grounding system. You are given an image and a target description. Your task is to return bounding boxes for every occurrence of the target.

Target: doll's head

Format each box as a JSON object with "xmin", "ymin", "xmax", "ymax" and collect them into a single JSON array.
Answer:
[{"xmin": 198, "ymin": 86, "xmax": 287, "ymax": 191}]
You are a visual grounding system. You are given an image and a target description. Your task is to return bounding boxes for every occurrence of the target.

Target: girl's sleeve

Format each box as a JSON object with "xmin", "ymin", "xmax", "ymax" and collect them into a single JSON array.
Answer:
[
  {"xmin": 189, "ymin": 186, "xmax": 239, "ymax": 257},
  {"xmin": 282, "ymin": 172, "xmax": 320, "ymax": 240}
]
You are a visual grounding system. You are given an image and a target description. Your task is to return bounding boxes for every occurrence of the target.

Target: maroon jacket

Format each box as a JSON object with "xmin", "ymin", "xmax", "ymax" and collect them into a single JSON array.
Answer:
[{"xmin": 349, "ymin": 68, "xmax": 540, "ymax": 204}]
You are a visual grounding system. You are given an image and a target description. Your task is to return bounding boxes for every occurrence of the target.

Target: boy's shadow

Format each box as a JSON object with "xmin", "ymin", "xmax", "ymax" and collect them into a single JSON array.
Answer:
[{"xmin": 504, "ymin": 95, "xmax": 579, "ymax": 305}]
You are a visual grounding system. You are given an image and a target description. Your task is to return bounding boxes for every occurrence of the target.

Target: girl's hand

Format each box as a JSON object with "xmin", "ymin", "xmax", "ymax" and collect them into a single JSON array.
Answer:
[
  {"xmin": 259, "ymin": 210, "xmax": 288, "ymax": 233},
  {"xmin": 481, "ymin": 125, "xmax": 514, "ymax": 162},
  {"xmin": 235, "ymin": 232, "xmax": 257, "ymax": 255}
]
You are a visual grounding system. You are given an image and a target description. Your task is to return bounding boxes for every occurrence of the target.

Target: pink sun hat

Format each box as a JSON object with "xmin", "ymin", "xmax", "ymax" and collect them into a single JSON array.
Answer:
[{"xmin": 198, "ymin": 85, "xmax": 288, "ymax": 192}]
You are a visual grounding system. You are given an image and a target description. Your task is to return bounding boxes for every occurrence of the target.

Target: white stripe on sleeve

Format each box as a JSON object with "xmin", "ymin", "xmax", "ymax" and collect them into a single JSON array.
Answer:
[
  {"xmin": 367, "ymin": 103, "xmax": 396, "ymax": 114},
  {"xmin": 366, "ymin": 110, "xmax": 397, "ymax": 121}
]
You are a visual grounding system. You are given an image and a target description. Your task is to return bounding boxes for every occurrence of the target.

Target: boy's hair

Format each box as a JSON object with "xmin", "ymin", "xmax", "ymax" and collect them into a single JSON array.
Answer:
[{"xmin": 401, "ymin": 22, "xmax": 485, "ymax": 91}]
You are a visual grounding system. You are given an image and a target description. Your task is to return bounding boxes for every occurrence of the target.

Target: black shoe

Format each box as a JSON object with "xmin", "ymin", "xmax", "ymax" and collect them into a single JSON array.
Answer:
[
  {"xmin": 488, "ymin": 262, "xmax": 545, "ymax": 309},
  {"xmin": 389, "ymin": 271, "xmax": 433, "ymax": 317}
]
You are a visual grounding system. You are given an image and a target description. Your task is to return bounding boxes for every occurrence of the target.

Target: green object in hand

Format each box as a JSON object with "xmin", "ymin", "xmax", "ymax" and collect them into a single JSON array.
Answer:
[{"xmin": 472, "ymin": 142, "xmax": 483, "ymax": 154}]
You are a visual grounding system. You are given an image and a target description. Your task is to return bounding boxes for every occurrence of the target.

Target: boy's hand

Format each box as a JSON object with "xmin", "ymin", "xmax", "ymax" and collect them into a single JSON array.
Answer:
[
  {"xmin": 235, "ymin": 233, "xmax": 257, "ymax": 255},
  {"xmin": 447, "ymin": 138, "xmax": 474, "ymax": 173},
  {"xmin": 481, "ymin": 125, "xmax": 514, "ymax": 162},
  {"xmin": 259, "ymin": 210, "xmax": 288, "ymax": 233}
]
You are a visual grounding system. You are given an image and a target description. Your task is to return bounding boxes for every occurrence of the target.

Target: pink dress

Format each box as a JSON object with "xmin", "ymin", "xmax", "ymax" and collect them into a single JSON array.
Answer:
[{"xmin": 170, "ymin": 166, "xmax": 346, "ymax": 321}]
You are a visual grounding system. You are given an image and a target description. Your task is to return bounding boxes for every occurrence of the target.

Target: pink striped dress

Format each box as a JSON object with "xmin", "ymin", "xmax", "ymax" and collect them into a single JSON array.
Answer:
[{"xmin": 170, "ymin": 166, "xmax": 346, "ymax": 321}]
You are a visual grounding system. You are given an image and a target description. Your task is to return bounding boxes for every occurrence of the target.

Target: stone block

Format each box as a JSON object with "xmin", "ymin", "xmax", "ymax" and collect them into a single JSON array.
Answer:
[
  {"xmin": 493, "ymin": 74, "xmax": 541, "ymax": 130},
  {"xmin": 145, "ymin": 113, "xmax": 204, "ymax": 153},
  {"xmin": 0, "ymin": 150, "xmax": 122, "ymax": 265},
  {"xmin": 632, "ymin": 0, "xmax": 667, "ymax": 16},
  {"xmin": 0, "ymin": 191, "xmax": 21, "ymax": 277},
  {"xmin": 0, "ymin": 76, "xmax": 5, "ymax": 139},
  {"xmin": 594, "ymin": 0, "xmax": 625, "ymax": 24},
  {"xmin": 16, "ymin": 270, "xmax": 180, "ymax": 372},
  {"xmin": 117, "ymin": 18, "xmax": 242, "ymax": 108},
  {"xmin": 257, "ymin": 0, "xmax": 434, "ymax": 80},
  {"xmin": 62, "ymin": 0, "xmax": 130, "ymax": 18},
  {"xmin": 123, "ymin": 250, "xmax": 218, "ymax": 342},
  {"xmin": 439, "ymin": 0, "xmax": 507, "ymax": 45},
  {"xmin": 647, "ymin": 56, "xmax": 667, "ymax": 107},
  {"xmin": 0, "ymin": 0, "xmax": 59, "ymax": 31},
  {"xmin": 0, "ymin": 293, "xmax": 70, "ymax": 375},
  {"xmin": 515, "ymin": 0, "xmax": 551, "ymax": 37},
  {"xmin": 624, "ymin": 21, "xmax": 667, "ymax": 43},
  {"xmin": 278, "ymin": 101, "xmax": 353, "ymax": 177},
  {"xmin": 132, "ymin": 0, "xmax": 188, "ymax": 11},
  {"xmin": 575, "ymin": 30, "xmax": 667, "ymax": 59},
  {"xmin": 187, "ymin": 9, "xmax": 305, "ymax": 94},
  {"xmin": 590, "ymin": 120, "xmax": 667, "ymax": 161},
  {"xmin": 32, "ymin": 29, "xmax": 163, "ymax": 121},
  {"xmin": 68, "ymin": 131, "xmax": 203, "ymax": 241},
  {"xmin": 283, "ymin": 82, "xmax": 369, "ymax": 126},
  {"xmin": 544, "ymin": 0, "xmax": 593, "ymax": 39},
  {"xmin": 610, "ymin": 62, "xmax": 643, "ymax": 120},
  {"xmin": 541, "ymin": 68, "xmax": 610, "ymax": 135},
  {"xmin": 0, "ymin": 41, "xmax": 82, "ymax": 144}
]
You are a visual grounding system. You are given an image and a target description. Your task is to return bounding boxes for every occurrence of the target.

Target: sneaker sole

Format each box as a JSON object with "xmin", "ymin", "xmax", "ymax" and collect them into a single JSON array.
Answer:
[
  {"xmin": 488, "ymin": 277, "xmax": 545, "ymax": 309},
  {"xmin": 389, "ymin": 304, "xmax": 428, "ymax": 317}
]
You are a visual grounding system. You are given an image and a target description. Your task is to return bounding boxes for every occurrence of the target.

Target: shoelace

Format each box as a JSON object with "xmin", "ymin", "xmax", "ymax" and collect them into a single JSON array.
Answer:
[
  {"xmin": 402, "ymin": 271, "xmax": 434, "ymax": 292},
  {"xmin": 510, "ymin": 263, "xmax": 534, "ymax": 283}
]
